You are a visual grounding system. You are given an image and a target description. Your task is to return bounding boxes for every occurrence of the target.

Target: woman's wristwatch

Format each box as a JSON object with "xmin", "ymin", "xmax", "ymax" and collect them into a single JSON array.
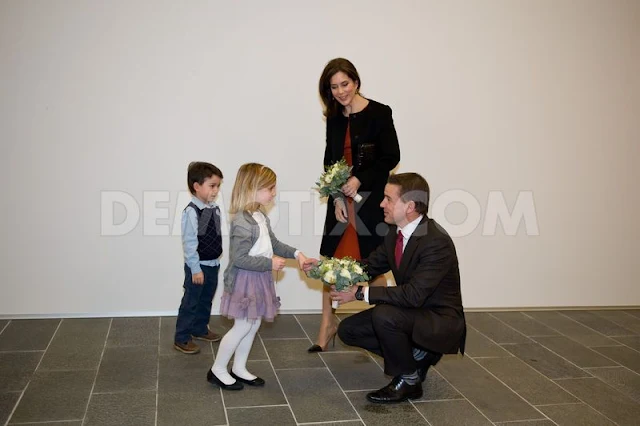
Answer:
[{"xmin": 355, "ymin": 285, "xmax": 364, "ymax": 301}]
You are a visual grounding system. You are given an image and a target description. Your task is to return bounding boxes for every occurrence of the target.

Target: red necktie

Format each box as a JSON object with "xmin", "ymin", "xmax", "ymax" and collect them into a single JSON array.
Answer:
[{"xmin": 395, "ymin": 230, "xmax": 404, "ymax": 266}]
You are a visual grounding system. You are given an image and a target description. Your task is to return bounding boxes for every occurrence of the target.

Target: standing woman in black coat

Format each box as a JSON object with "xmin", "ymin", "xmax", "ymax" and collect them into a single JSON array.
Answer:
[{"xmin": 309, "ymin": 58, "xmax": 401, "ymax": 352}]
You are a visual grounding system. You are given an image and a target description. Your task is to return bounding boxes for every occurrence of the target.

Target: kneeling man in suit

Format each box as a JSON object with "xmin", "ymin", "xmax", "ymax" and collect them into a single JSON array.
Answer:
[{"xmin": 330, "ymin": 172, "xmax": 466, "ymax": 404}]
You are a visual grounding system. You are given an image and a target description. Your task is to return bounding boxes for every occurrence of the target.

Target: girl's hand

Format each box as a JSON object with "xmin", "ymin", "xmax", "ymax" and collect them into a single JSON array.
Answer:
[
  {"xmin": 341, "ymin": 176, "xmax": 361, "ymax": 199},
  {"xmin": 296, "ymin": 253, "xmax": 318, "ymax": 272},
  {"xmin": 272, "ymin": 256, "xmax": 286, "ymax": 271},
  {"xmin": 334, "ymin": 198, "xmax": 348, "ymax": 223}
]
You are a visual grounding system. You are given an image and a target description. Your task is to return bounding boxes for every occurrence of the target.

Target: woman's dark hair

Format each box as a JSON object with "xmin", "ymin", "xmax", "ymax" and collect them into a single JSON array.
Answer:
[{"xmin": 318, "ymin": 58, "xmax": 361, "ymax": 118}]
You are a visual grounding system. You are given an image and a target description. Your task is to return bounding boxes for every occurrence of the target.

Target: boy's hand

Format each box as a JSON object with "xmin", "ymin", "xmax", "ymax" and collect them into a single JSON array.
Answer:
[
  {"xmin": 192, "ymin": 272, "xmax": 204, "ymax": 285},
  {"xmin": 272, "ymin": 256, "xmax": 286, "ymax": 271}
]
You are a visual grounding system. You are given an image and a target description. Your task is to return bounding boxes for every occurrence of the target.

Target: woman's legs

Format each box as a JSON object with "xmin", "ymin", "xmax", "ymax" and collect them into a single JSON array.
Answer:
[
  {"xmin": 313, "ymin": 287, "xmax": 338, "ymax": 349},
  {"xmin": 211, "ymin": 318, "xmax": 253, "ymax": 384}
]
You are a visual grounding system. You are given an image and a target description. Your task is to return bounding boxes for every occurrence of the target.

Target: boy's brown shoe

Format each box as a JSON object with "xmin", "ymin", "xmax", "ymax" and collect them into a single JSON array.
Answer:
[
  {"xmin": 174, "ymin": 340, "xmax": 200, "ymax": 354},
  {"xmin": 193, "ymin": 330, "xmax": 222, "ymax": 342}
]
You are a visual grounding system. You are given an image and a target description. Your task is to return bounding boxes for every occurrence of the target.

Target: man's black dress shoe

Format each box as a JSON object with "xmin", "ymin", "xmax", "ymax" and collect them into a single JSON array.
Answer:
[
  {"xmin": 206, "ymin": 369, "xmax": 244, "ymax": 390},
  {"xmin": 230, "ymin": 371, "xmax": 265, "ymax": 386},
  {"xmin": 366, "ymin": 376, "xmax": 423, "ymax": 404},
  {"xmin": 417, "ymin": 352, "xmax": 443, "ymax": 382}
]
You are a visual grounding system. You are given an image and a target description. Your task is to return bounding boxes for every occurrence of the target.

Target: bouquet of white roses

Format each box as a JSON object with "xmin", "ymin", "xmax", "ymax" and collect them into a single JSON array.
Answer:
[
  {"xmin": 315, "ymin": 158, "xmax": 362, "ymax": 203},
  {"xmin": 308, "ymin": 257, "xmax": 370, "ymax": 308}
]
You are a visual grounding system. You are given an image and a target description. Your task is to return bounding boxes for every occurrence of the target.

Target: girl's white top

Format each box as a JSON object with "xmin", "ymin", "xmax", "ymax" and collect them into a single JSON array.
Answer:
[{"xmin": 248, "ymin": 211, "xmax": 273, "ymax": 258}]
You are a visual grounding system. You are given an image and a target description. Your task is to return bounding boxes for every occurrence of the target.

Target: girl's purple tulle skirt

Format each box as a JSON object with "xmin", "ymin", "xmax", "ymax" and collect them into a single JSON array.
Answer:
[{"xmin": 220, "ymin": 270, "xmax": 281, "ymax": 322}]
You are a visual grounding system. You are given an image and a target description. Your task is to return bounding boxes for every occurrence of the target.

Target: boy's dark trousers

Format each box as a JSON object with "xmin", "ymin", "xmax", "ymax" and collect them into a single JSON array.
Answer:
[{"xmin": 175, "ymin": 264, "xmax": 219, "ymax": 344}]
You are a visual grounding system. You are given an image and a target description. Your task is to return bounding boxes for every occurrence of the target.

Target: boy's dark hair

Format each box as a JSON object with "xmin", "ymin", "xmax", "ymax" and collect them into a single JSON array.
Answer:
[
  {"xmin": 387, "ymin": 173, "xmax": 430, "ymax": 215},
  {"xmin": 187, "ymin": 162, "xmax": 223, "ymax": 195}
]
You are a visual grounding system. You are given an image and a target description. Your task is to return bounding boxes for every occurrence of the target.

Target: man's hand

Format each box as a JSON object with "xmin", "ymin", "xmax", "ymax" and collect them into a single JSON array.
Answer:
[
  {"xmin": 329, "ymin": 285, "xmax": 358, "ymax": 305},
  {"xmin": 192, "ymin": 272, "xmax": 204, "ymax": 285}
]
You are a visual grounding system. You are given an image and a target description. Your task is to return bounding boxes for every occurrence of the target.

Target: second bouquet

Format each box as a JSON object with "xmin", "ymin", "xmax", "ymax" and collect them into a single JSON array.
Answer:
[
  {"xmin": 315, "ymin": 158, "xmax": 363, "ymax": 203},
  {"xmin": 308, "ymin": 257, "xmax": 370, "ymax": 308}
]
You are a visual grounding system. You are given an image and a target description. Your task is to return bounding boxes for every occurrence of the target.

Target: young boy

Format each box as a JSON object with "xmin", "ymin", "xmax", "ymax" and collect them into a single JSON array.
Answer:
[{"xmin": 174, "ymin": 162, "xmax": 224, "ymax": 354}]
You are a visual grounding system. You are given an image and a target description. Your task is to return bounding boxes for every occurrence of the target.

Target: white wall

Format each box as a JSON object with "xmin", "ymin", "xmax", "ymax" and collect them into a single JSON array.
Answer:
[{"xmin": 1, "ymin": 0, "xmax": 639, "ymax": 317}]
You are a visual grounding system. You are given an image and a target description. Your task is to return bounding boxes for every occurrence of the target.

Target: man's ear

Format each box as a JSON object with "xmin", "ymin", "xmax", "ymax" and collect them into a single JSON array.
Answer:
[{"xmin": 407, "ymin": 200, "xmax": 416, "ymax": 214}]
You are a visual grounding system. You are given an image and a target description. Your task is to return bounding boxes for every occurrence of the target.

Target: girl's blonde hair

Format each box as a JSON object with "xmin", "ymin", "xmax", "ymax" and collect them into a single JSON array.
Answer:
[{"xmin": 229, "ymin": 163, "xmax": 277, "ymax": 214}]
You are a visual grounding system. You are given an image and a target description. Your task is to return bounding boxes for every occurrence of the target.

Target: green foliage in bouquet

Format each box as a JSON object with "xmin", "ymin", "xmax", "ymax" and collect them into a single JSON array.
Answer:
[
  {"xmin": 308, "ymin": 257, "xmax": 370, "ymax": 292},
  {"xmin": 315, "ymin": 158, "xmax": 352, "ymax": 198}
]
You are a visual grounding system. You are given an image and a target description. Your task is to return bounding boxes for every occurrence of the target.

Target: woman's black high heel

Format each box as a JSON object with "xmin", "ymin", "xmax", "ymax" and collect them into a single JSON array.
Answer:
[{"xmin": 308, "ymin": 328, "xmax": 337, "ymax": 353}]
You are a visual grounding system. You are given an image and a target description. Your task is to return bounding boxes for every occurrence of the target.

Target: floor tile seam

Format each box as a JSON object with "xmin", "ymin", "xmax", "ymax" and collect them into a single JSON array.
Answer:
[
  {"xmin": 7, "ymin": 420, "xmax": 84, "ymax": 425},
  {"xmin": 425, "ymin": 361, "xmax": 494, "ymax": 425},
  {"xmin": 518, "ymin": 314, "xmax": 639, "ymax": 366},
  {"xmin": 505, "ymin": 332, "xmax": 617, "ymax": 376},
  {"xmin": 555, "ymin": 312, "xmax": 627, "ymax": 342},
  {"xmin": 590, "ymin": 311, "xmax": 640, "ymax": 334},
  {"xmin": 225, "ymin": 403, "xmax": 290, "ymax": 410},
  {"xmin": 274, "ymin": 366, "xmax": 332, "ymax": 371},
  {"xmin": 469, "ymin": 356, "xmax": 515, "ymax": 359},
  {"xmin": 3, "ymin": 319, "xmax": 63, "ymax": 426},
  {"xmin": 202, "ymin": 336, "xmax": 228, "ymax": 426},
  {"xmin": 576, "ymin": 344, "xmax": 639, "ymax": 367},
  {"xmin": 473, "ymin": 320, "xmax": 602, "ymax": 377},
  {"xmin": 154, "ymin": 316, "xmax": 160, "ymax": 426},
  {"xmin": 256, "ymin": 333, "xmax": 298, "ymax": 424},
  {"xmin": 518, "ymin": 312, "xmax": 597, "ymax": 342},
  {"xmin": 548, "ymin": 376, "xmax": 628, "ymax": 424},
  {"xmin": 290, "ymin": 315, "xmax": 366, "ymax": 425},
  {"xmin": 0, "ymin": 321, "xmax": 10, "ymax": 336},
  {"xmin": 583, "ymin": 366, "xmax": 640, "ymax": 377},
  {"xmin": 467, "ymin": 356, "xmax": 554, "ymax": 424},
  {"xmin": 602, "ymin": 339, "xmax": 640, "ymax": 356},
  {"xmin": 32, "ymin": 367, "xmax": 99, "ymax": 373},
  {"xmin": 492, "ymin": 418, "xmax": 552, "ymax": 424},
  {"xmin": 259, "ymin": 337, "xmax": 310, "ymax": 341},
  {"xmin": 104, "ymin": 342, "xmax": 161, "ymax": 348},
  {"xmin": 475, "ymin": 313, "xmax": 535, "ymax": 343},
  {"xmin": 533, "ymin": 402, "xmax": 585, "ymax": 407},
  {"xmin": 79, "ymin": 318, "xmax": 112, "ymax": 426}
]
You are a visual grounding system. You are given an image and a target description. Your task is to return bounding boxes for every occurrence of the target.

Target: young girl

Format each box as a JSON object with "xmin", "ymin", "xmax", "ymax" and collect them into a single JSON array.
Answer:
[{"xmin": 207, "ymin": 163, "xmax": 312, "ymax": 390}]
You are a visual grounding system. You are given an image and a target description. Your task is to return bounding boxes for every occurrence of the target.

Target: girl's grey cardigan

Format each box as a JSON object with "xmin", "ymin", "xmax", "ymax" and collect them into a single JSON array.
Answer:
[{"xmin": 223, "ymin": 210, "xmax": 297, "ymax": 293}]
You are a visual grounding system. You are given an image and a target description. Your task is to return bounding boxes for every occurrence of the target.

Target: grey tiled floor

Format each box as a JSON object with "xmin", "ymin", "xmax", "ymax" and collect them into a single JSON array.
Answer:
[{"xmin": 1, "ymin": 310, "xmax": 640, "ymax": 425}]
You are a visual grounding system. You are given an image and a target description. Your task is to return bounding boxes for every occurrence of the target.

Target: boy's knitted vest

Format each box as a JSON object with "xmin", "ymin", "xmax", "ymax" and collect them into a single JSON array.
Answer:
[{"xmin": 186, "ymin": 202, "xmax": 222, "ymax": 260}]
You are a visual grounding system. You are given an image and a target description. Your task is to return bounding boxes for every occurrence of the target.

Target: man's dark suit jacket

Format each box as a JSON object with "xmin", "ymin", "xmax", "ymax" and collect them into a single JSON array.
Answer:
[{"xmin": 365, "ymin": 216, "xmax": 466, "ymax": 355}]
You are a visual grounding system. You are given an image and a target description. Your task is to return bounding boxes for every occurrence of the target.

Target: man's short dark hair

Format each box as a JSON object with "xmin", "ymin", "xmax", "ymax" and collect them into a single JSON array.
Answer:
[
  {"xmin": 187, "ymin": 162, "xmax": 223, "ymax": 195},
  {"xmin": 387, "ymin": 173, "xmax": 430, "ymax": 215}
]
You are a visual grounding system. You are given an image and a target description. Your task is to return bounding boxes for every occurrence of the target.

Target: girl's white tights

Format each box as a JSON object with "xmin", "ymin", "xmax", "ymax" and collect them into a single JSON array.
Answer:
[{"xmin": 211, "ymin": 318, "xmax": 262, "ymax": 385}]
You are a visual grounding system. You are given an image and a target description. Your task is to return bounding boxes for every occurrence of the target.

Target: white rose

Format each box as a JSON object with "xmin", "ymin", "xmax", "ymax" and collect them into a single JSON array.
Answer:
[
  {"xmin": 340, "ymin": 268, "xmax": 351, "ymax": 279},
  {"xmin": 324, "ymin": 174, "xmax": 333, "ymax": 183},
  {"xmin": 323, "ymin": 270, "xmax": 336, "ymax": 284},
  {"xmin": 353, "ymin": 265, "xmax": 363, "ymax": 275}
]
